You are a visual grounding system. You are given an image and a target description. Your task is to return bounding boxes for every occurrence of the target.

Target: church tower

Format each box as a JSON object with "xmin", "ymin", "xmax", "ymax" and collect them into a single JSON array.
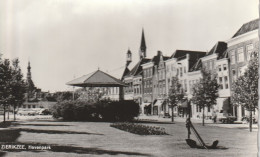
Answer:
[
  {"xmin": 27, "ymin": 61, "xmax": 32, "ymax": 81},
  {"xmin": 26, "ymin": 61, "xmax": 35, "ymax": 95},
  {"xmin": 139, "ymin": 29, "xmax": 147, "ymax": 60},
  {"xmin": 126, "ymin": 48, "xmax": 132, "ymax": 66}
]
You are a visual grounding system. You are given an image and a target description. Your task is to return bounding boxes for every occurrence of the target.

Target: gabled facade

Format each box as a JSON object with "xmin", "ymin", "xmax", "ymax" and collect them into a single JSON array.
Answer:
[
  {"xmin": 165, "ymin": 50, "xmax": 206, "ymax": 117},
  {"xmin": 226, "ymin": 18, "xmax": 259, "ymax": 121},
  {"xmin": 152, "ymin": 51, "xmax": 169, "ymax": 115}
]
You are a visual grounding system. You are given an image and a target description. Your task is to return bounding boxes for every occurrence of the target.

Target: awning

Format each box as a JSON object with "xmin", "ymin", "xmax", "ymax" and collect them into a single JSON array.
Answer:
[
  {"xmin": 178, "ymin": 99, "xmax": 188, "ymax": 108},
  {"xmin": 153, "ymin": 99, "xmax": 165, "ymax": 107}
]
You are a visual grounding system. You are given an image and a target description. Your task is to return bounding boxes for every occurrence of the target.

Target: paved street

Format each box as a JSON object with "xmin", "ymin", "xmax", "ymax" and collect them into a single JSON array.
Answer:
[{"xmin": 0, "ymin": 117, "xmax": 258, "ymax": 157}]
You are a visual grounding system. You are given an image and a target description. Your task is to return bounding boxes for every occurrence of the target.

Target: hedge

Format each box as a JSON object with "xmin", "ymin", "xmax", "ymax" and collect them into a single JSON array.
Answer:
[{"xmin": 51, "ymin": 100, "xmax": 139, "ymax": 121}]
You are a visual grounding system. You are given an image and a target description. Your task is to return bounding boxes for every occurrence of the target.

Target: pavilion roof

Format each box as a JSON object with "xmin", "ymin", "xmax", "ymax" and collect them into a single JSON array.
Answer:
[{"xmin": 66, "ymin": 70, "xmax": 128, "ymax": 87}]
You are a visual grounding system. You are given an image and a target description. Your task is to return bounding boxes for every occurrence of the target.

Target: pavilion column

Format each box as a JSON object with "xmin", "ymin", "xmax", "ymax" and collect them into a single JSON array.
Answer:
[{"xmin": 119, "ymin": 86, "xmax": 124, "ymax": 101}]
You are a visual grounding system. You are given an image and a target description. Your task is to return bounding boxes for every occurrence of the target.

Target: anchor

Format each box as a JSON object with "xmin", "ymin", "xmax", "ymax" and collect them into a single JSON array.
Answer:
[{"xmin": 185, "ymin": 100, "xmax": 219, "ymax": 149}]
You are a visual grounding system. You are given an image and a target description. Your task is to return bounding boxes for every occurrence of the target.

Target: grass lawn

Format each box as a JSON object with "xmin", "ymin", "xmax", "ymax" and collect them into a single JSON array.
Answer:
[{"xmin": 0, "ymin": 120, "xmax": 257, "ymax": 157}]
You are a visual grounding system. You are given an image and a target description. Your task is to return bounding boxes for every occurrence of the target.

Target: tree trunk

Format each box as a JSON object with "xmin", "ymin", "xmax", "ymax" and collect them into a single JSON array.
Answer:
[
  {"xmin": 3, "ymin": 104, "xmax": 6, "ymax": 123},
  {"xmin": 202, "ymin": 106, "xmax": 205, "ymax": 126},
  {"xmin": 13, "ymin": 105, "xmax": 16, "ymax": 121},
  {"xmin": 171, "ymin": 105, "xmax": 174, "ymax": 122},
  {"xmin": 249, "ymin": 108, "xmax": 252, "ymax": 132},
  {"xmin": 7, "ymin": 105, "xmax": 9, "ymax": 120}
]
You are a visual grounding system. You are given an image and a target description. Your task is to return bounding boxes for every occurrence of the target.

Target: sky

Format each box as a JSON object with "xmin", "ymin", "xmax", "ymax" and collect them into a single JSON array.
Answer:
[{"xmin": 0, "ymin": 0, "xmax": 258, "ymax": 92}]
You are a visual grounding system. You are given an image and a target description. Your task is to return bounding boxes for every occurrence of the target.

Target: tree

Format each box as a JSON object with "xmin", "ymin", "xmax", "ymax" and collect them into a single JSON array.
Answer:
[
  {"xmin": 10, "ymin": 59, "xmax": 27, "ymax": 121},
  {"xmin": 191, "ymin": 68, "xmax": 219, "ymax": 126},
  {"xmin": 53, "ymin": 91, "xmax": 80, "ymax": 102},
  {"xmin": 232, "ymin": 52, "xmax": 258, "ymax": 132},
  {"xmin": 0, "ymin": 58, "xmax": 13, "ymax": 122},
  {"xmin": 168, "ymin": 76, "xmax": 185, "ymax": 122}
]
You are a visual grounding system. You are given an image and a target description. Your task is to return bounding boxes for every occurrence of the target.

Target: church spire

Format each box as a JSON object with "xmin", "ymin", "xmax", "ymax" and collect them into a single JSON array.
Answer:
[
  {"xmin": 27, "ymin": 61, "xmax": 31, "ymax": 80},
  {"xmin": 139, "ymin": 28, "xmax": 147, "ymax": 60}
]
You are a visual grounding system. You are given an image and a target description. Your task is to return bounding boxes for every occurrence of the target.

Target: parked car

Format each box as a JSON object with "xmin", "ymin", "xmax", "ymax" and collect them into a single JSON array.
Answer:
[
  {"xmin": 217, "ymin": 110, "xmax": 236, "ymax": 124},
  {"xmin": 17, "ymin": 109, "xmax": 37, "ymax": 116}
]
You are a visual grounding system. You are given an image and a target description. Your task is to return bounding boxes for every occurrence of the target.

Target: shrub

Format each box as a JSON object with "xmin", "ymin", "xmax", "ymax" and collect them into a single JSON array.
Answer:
[
  {"xmin": 51, "ymin": 100, "xmax": 139, "ymax": 121},
  {"xmin": 110, "ymin": 122, "xmax": 168, "ymax": 135}
]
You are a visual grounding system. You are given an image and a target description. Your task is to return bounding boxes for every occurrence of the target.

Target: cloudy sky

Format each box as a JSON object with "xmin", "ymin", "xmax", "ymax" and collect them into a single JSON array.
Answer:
[{"xmin": 0, "ymin": 0, "xmax": 258, "ymax": 92}]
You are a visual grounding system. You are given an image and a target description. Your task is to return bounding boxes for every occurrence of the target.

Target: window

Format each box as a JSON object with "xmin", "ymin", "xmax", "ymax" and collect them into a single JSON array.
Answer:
[
  {"xmin": 246, "ymin": 44, "xmax": 254, "ymax": 61},
  {"xmin": 28, "ymin": 105, "xmax": 31, "ymax": 108},
  {"xmin": 218, "ymin": 65, "xmax": 222, "ymax": 71},
  {"xmin": 23, "ymin": 105, "xmax": 26, "ymax": 108},
  {"xmin": 237, "ymin": 47, "xmax": 244, "ymax": 62},
  {"xmin": 184, "ymin": 67, "xmax": 186, "ymax": 73},
  {"xmin": 224, "ymin": 76, "xmax": 228, "ymax": 89},
  {"xmin": 223, "ymin": 64, "xmax": 227, "ymax": 70},
  {"xmin": 180, "ymin": 67, "xmax": 183, "ymax": 77},
  {"xmin": 212, "ymin": 60, "xmax": 215, "ymax": 70},
  {"xmin": 209, "ymin": 61, "xmax": 212, "ymax": 70},
  {"xmin": 230, "ymin": 50, "xmax": 235, "ymax": 64},
  {"xmin": 238, "ymin": 67, "xmax": 243, "ymax": 77},
  {"xmin": 180, "ymin": 80, "xmax": 183, "ymax": 90},
  {"xmin": 232, "ymin": 69, "xmax": 236, "ymax": 81},
  {"xmin": 219, "ymin": 77, "xmax": 223, "ymax": 89},
  {"xmin": 208, "ymin": 106, "xmax": 211, "ymax": 112}
]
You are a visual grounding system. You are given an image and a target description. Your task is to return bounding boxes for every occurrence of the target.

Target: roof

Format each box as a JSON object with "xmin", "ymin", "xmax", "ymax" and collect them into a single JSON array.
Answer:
[
  {"xmin": 207, "ymin": 41, "xmax": 227, "ymax": 56},
  {"xmin": 171, "ymin": 50, "xmax": 206, "ymax": 59},
  {"xmin": 121, "ymin": 67, "xmax": 130, "ymax": 80},
  {"xmin": 232, "ymin": 18, "xmax": 259, "ymax": 38},
  {"xmin": 67, "ymin": 70, "xmax": 128, "ymax": 87},
  {"xmin": 189, "ymin": 59, "xmax": 202, "ymax": 72},
  {"xmin": 217, "ymin": 49, "xmax": 229, "ymax": 60},
  {"xmin": 125, "ymin": 58, "xmax": 151, "ymax": 77},
  {"xmin": 170, "ymin": 50, "xmax": 206, "ymax": 72},
  {"xmin": 151, "ymin": 51, "xmax": 170, "ymax": 66}
]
